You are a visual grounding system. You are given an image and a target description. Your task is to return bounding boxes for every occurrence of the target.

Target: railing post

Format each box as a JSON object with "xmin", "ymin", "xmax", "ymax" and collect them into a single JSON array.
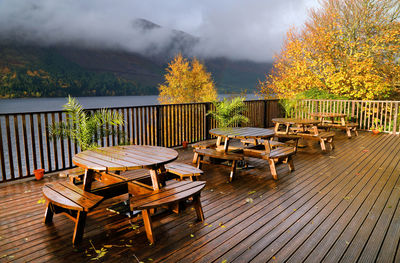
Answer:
[
  {"xmin": 156, "ymin": 105, "xmax": 162, "ymax": 146},
  {"xmin": 205, "ymin": 102, "xmax": 211, "ymax": 139},
  {"xmin": 393, "ymin": 102, "xmax": 398, "ymax": 135},
  {"xmin": 263, "ymin": 100, "xmax": 269, "ymax": 128}
]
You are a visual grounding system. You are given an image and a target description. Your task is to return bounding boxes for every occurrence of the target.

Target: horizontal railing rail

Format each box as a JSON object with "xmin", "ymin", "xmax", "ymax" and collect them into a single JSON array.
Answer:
[
  {"xmin": 0, "ymin": 99, "xmax": 281, "ymax": 183},
  {"xmin": 295, "ymin": 99, "xmax": 400, "ymax": 134}
]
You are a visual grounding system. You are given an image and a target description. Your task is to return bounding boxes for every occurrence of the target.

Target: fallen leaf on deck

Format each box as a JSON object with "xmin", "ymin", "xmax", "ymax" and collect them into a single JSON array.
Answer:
[
  {"xmin": 345, "ymin": 241, "xmax": 350, "ymax": 245},
  {"xmin": 24, "ymin": 190, "xmax": 32, "ymax": 193},
  {"xmin": 221, "ymin": 259, "xmax": 228, "ymax": 263},
  {"xmin": 125, "ymin": 244, "xmax": 132, "ymax": 247},
  {"xmin": 329, "ymin": 156, "xmax": 336, "ymax": 159},
  {"xmin": 343, "ymin": 196, "xmax": 351, "ymax": 200},
  {"xmin": 245, "ymin": 198, "xmax": 254, "ymax": 203},
  {"xmin": 103, "ymin": 245, "xmax": 113, "ymax": 248},
  {"xmin": 293, "ymin": 208, "xmax": 297, "ymax": 211},
  {"xmin": 272, "ymin": 256, "xmax": 276, "ymax": 260},
  {"xmin": 37, "ymin": 198, "xmax": 46, "ymax": 204},
  {"xmin": 248, "ymin": 190, "xmax": 256, "ymax": 195},
  {"xmin": 362, "ymin": 149, "xmax": 369, "ymax": 153},
  {"xmin": 190, "ymin": 234, "xmax": 194, "ymax": 238},
  {"xmin": 0, "ymin": 255, "xmax": 7, "ymax": 259},
  {"xmin": 208, "ymin": 224, "xmax": 213, "ymax": 227},
  {"xmin": 148, "ymin": 258, "xmax": 153, "ymax": 261}
]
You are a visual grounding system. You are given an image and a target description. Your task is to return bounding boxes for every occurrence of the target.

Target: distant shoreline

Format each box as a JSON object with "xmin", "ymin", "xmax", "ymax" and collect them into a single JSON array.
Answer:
[{"xmin": 0, "ymin": 94, "xmax": 259, "ymax": 114}]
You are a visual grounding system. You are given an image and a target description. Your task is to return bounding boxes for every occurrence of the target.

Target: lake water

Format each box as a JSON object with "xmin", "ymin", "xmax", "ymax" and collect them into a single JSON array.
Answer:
[{"xmin": 0, "ymin": 94, "xmax": 259, "ymax": 114}]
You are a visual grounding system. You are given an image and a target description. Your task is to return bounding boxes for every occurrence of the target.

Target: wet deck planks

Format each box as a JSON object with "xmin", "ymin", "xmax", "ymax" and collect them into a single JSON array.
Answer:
[{"xmin": 1, "ymin": 132, "xmax": 400, "ymax": 262}]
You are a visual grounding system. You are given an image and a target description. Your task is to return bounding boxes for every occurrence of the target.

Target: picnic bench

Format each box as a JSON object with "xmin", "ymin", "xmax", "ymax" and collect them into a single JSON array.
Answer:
[
  {"xmin": 194, "ymin": 148, "xmax": 244, "ymax": 182},
  {"xmin": 297, "ymin": 131, "xmax": 335, "ymax": 152},
  {"xmin": 309, "ymin": 112, "xmax": 358, "ymax": 138},
  {"xmin": 192, "ymin": 139, "xmax": 218, "ymax": 163},
  {"xmin": 43, "ymin": 181, "xmax": 104, "ymax": 246},
  {"xmin": 243, "ymin": 134, "xmax": 300, "ymax": 180},
  {"xmin": 130, "ymin": 180, "xmax": 206, "ymax": 244},
  {"xmin": 165, "ymin": 162, "xmax": 203, "ymax": 181},
  {"xmin": 319, "ymin": 122, "xmax": 359, "ymax": 137}
]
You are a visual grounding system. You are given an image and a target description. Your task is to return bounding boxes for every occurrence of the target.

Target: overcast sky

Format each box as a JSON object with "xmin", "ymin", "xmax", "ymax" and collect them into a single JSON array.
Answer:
[{"xmin": 0, "ymin": 0, "xmax": 320, "ymax": 63}]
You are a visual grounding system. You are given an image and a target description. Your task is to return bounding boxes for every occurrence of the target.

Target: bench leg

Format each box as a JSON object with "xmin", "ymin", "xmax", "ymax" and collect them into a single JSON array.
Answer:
[
  {"xmin": 193, "ymin": 152, "xmax": 199, "ymax": 164},
  {"xmin": 229, "ymin": 160, "xmax": 237, "ymax": 182},
  {"xmin": 72, "ymin": 211, "xmax": 87, "ymax": 247},
  {"xmin": 320, "ymin": 139, "xmax": 327, "ymax": 152},
  {"xmin": 44, "ymin": 202, "xmax": 54, "ymax": 224},
  {"xmin": 346, "ymin": 127, "xmax": 352, "ymax": 138},
  {"xmin": 268, "ymin": 159, "xmax": 278, "ymax": 180},
  {"xmin": 192, "ymin": 194, "xmax": 204, "ymax": 221},
  {"xmin": 287, "ymin": 156, "xmax": 295, "ymax": 172},
  {"xmin": 142, "ymin": 209, "xmax": 154, "ymax": 244},
  {"xmin": 196, "ymin": 155, "xmax": 204, "ymax": 169},
  {"xmin": 329, "ymin": 138, "xmax": 335, "ymax": 150}
]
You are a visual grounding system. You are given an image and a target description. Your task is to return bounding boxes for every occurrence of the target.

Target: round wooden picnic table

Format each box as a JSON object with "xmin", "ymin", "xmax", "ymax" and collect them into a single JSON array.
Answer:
[
  {"xmin": 72, "ymin": 145, "xmax": 178, "ymax": 190},
  {"xmin": 209, "ymin": 127, "xmax": 275, "ymax": 152},
  {"xmin": 309, "ymin": 112, "xmax": 347, "ymax": 125},
  {"xmin": 272, "ymin": 118, "xmax": 320, "ymax": 134}
]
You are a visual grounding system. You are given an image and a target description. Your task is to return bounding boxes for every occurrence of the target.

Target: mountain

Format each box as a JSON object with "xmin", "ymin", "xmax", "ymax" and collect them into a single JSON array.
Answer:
[{"xmin": 0, "ymin": 19, "xmax": 272, "ymax": 98}]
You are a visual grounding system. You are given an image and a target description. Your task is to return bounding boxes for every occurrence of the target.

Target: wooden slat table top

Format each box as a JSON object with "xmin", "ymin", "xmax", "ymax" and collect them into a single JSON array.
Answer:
[
  {"xmin": 272, "ymin": 118, "xmax": 321, "ymax": 125},
  {"xmin": 309, "ymin": 112, "xmax": 347, "ymax": 118},
  {"xmin": 72, "ymin": 145, "xmax": 179, "ymax": 171},
  {"xmin": 209, "ymin": 127, "xmax": 275, "ymax": 139}
]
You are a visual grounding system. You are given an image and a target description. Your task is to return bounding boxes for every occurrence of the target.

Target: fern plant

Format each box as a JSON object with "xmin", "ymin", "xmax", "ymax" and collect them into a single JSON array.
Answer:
[
  {"xmin": 48, "ymin": 96, "xmax": 125, "ymax": 150},
  {"xmin": 208, "ymin": 97, "xmax": 249, "ymax": 128}
]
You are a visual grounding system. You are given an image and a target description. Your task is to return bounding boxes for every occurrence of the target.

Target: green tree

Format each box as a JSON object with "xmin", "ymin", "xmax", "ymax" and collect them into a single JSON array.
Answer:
[
  {"xmin": 48, "ymin": 96, "xmax": 125, "ymax": 150},
  {"xmin": 208, "ymin": 97, "xmax": 249, "ymax": 128}
]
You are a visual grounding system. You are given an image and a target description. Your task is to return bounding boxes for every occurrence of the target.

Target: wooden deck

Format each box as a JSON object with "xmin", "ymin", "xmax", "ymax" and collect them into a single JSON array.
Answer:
[{"xmin": 1, "ymin": 131, "xmax": 400, "ymax": 262}]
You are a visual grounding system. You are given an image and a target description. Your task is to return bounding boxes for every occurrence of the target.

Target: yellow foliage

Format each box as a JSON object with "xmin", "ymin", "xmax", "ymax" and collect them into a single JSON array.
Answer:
[
  {"xmin": 158, "ymin": 54, "xmax": 218, "ymax": 104},
  {"xmin": 260, "ymin": 0, "xmax": 400, "ymax": 100}
]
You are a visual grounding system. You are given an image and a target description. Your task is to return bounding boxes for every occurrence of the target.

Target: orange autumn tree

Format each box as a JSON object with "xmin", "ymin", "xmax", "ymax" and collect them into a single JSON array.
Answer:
[
  {"xmin": 158, "ymin": 54, "xmax": 217, "ymax": 104},
  {"xmin": 260, "ymin": 0, "xmax": 400, "ymax": 100}
]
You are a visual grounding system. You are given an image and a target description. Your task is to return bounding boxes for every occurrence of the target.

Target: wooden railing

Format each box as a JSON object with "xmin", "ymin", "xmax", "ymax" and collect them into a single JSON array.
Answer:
[
  {"xmin": 0, "ymin": 99, "xmax": 281, "ymax": 183},
  {"xmin": 295, "ymin": 99, "xmax": 400, "ymax": 134}
]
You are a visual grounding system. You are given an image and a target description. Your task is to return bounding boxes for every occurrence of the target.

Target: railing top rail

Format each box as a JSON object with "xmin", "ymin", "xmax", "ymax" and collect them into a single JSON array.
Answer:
[
  {"xmin": 300, "ymin": 99, "xmax": 400, "ymax": 103},
  {"xmin": 0, "ymin": 99, "xmax": 278, "ymax": 116}
]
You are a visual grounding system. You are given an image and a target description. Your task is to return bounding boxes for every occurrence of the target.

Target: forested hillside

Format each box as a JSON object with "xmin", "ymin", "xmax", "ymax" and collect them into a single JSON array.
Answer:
[{"xmin": 0, "ymin": 45, "xmax": 158, "ymax": 98}]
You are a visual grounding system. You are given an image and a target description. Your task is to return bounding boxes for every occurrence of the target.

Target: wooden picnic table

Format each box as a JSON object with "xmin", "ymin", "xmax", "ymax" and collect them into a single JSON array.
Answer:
[
  {"xmin": 209, "ymin": 127, "xmax": 275, "ymax": 152},
  {"xmin": 46, "ymin": 145, "xmax": 205, "ymax": 245},
  {"xmin": 72, "ymin": 145, "xmax": 179, "ymax": 191},
  {"xmin": 309, "ymin": 112, "xmax": 347, "ymax": 125},
  {"xmin": 272, "ymin": 118, "xmax": 321, "ymax": 135}
]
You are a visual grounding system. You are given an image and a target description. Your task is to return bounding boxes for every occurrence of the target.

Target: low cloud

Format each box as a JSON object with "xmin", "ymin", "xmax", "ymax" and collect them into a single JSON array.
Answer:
[{"xmin": 0, "ymin": 0, "xmax": 319, "ymax": 62}]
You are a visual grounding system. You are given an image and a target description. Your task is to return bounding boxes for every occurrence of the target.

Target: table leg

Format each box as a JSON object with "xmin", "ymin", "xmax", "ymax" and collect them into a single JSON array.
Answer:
[
  {"xmin": 216, "ymin": 136, "xmax": 223, "ymax": 147},
  {"xmin": 149, "ymin": 169, "xmax": 161, "ymax": 191},
  {"xmin": 82, "ymin": 169, "xmax": 95, "ymax": 191},
  {"xmin": 223, "ymin": 138, "xmax": 230, "ymax": 152},
  {"xmin": 312, "ymin": 125, "xmax": 319, "ymax": 135},
  {"xmin": 274, "ymin": 123, "xmax": 280, "ymax": 133},
  {"xmin": 341, "ymin": 117, "xmax": 346, "ymax": 126},
  {"xmin": 285, "ymin": 124, "xmax": 290, "ymax": 134}
]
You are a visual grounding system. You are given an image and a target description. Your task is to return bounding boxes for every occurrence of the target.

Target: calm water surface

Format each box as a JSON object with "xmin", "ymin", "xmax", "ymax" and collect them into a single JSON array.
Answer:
[{"xmin": 0, "ymin": 94, "xmax": 258, "ymax": 114}]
